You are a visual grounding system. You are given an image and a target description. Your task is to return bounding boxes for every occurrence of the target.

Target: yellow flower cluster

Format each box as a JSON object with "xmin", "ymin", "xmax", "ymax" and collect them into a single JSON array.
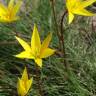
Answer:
[
  {"xmin": 0, "ymin": 0, "xmax": 96, "ymax": 96},
  {"xmin": 15, "ymin": 24, "xmax": 55, "ymax": 96}
]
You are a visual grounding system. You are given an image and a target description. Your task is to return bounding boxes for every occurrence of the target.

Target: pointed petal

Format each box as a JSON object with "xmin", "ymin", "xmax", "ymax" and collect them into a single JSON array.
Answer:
[
  {"xmin": 66, "ymin": 0, "xmax": 77, "ymax": 7},
  {"xmin": 15, "ymin": 36, "xmax": 31, "ymax": 51},
  {"xmin": 40, "ymin": 48, "xmax": 55, "ymax": 58},
  {"xmin": 35, "ymin": 58, "xmax": 42, "ymax": 67},
  {"xmin": 17, "ymin": 78, "xmax": 26, "ymax": 96},
  {"xmin": 31, "ymin": 24, "xmax": 41, "ymax": 53},
  {"xmin": 15, "ymin": 51, "xmax": 34, "ymax": 59},
  {"xmin": 21, "ymin": 67, "xmax": 28, "ymax": 81},
  {"xmin": 80, "ymin": 0, "xmax": 96, "ymax": 8},
  {"xmin": 74, "ymin": 9, "xmax": 95, "ymax": 16},
  {"xmin": 41, "ymin": 33, "xmax": 52, "ymax": 52},
  {"xmin": 8, "ymin": 0, "xmax": 14, "ymax": 9},
  {"xmin": 26, "ymin": 78, "xmax": 33, "ymax": 93},
  {"xmin": 68, "ymin": 12, "xmax": 74, "ymax": 24},
  {"xmin": 0, "ymin": 3, "xmax": 7, "ymax": 12},
  {"xmin": 0, "ymin": 3, "xmax": 7, "ymax": 16},
  {"xmin": 13, "ymin": 0, "xmax": 22, "ymax": 16}
]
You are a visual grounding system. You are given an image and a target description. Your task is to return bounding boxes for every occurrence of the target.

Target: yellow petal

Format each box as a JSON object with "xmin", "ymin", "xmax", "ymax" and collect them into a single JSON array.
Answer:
[
  {"xmin": 68, "ymin": 12, "xmax": 74, "ymax": 24},
  {"xmin": 66, "ymin": 0, "xmax": 77, "ymax": 11},
  {"xmin": 66, "ymin": 0, "xmax": 77, "ymax": 6},
  {"xmin": 0, "ymin": 3, "xmax": 7, "ymax": 15},
  {"xmin": 35, "ymin": 58, "xmax": 42, "ymax": 67},
  {"xmin": 74, "ymin": 9, "xmax": 95, "ymax": 16},
  {"xmin": 12, "ymin": 0, "xmax": 22, "ymax": 16},
  {"xmin": 21, "ymin": 67, "xmax": 28, "ymax": 81},
  {"xmin": 26, "ymin": 78, "xmax": 33, "ymax": 93},
  {"xmin": 17, "ymin": 78, "xmax": 26, "ymax": 96},
  {"xmin": 0, "ymin": 3, "xmax": 7, "ymax": 11},
  {"xmin": 15, "ymin": 51, "xmax": 34, "ymax": 59},
  {"xmin": 31, "ymin": 24, "xmax": 41, "ymax": 53},
  {"xmin": 8, "ymin": 0, "xmax": 14, "ymax": 9},
  {"xmin": 41, "ymin": 33, "xmax": 52, "ymax": 52},
  {"xmin": 15, "ymin": 36, "xmax": 31, "ymax": 52},
  {"xmin": 80, "ymin": 0, "xmax": 96, "ymax": 8},
  {"xmin": 40, "ymin": 48, "xmax": 55, "ymax": 58}
]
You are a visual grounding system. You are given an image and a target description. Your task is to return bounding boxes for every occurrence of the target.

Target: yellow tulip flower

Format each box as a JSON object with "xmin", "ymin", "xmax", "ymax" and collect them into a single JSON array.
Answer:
[
  {"xmin": 0, "ymin": 0, "xmax": 22, "ymax": 22},
  {"xmin": 15, "ymin": 24, "xmax": 55, "ymax": 67},
  {"xmin": 66, "ymin": 0, "xmax": 96, "ymax": 24},
  {"xmin": 17, "ymin": 67, "xmax": 33, "ymax": 96}
]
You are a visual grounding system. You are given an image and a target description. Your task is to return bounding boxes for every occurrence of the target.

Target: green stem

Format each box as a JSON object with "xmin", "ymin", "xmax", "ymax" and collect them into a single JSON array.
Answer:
[
  {"xmin": 50, "ymin": 0, "xmax": 62, "ymax": 51},
  {"xmin": 35, "ymin": 65, "xmax": 44, "ymax": 96},
  {"xmin": 60, "ymin": 10, "xmax": 69, "ymax": 71},
  {"xmin": 50, "ymin": 0, "xmax": 69, "ymax": 71}
]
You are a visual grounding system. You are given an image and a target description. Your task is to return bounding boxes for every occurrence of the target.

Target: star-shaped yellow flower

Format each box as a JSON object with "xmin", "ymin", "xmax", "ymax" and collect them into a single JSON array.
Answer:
[
  {"xmin": 15, "ymin": 24, "xmax": 55, "ymax": 67},
  {"xmin": 66, "ymin": 0, "xmax": 96, "ymax": 24},
  {"xmin": 0, "ymin": 0, "xmax": 22, "ymax": 22},
  {"xmin": 17, "ymin": 67, "xmax": 33, "ymax": 96}
]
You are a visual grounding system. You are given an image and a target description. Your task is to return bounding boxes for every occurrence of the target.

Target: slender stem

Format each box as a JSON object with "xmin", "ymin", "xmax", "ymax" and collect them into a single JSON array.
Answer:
[
  {"xmin": 50, "ymin": 0, "xmax": 62, "ymax": 51},
  {"xmin": 35, "ymin": 65, "xmax": 44, "ymax": 96},
  {"xmin": 60, "ymin": 10, "xmax": 69, "ymax": 71},
  {"xmin": 50, "ymin": 0, "xmax": 69, "ymax": 70}
]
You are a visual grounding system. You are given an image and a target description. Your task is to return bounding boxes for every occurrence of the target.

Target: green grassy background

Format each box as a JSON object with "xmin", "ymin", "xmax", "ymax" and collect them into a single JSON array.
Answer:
[{"xmin": 0, "ymin": 0, "xmax": 96, "ymax": 96}]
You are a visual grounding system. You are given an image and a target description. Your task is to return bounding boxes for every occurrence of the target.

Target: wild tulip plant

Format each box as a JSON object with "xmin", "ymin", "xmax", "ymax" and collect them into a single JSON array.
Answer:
[
  {"xmin": 17, "ymin": 67, "xmax": 33, "ymax": 96},
  {"xmin": 0, "ymin": 0, "xmax": 96, "ymax": 96},
  {"xmin": 15, "ymin": 24, "xmax": 55, "ymax": 68},
  {"xmin": 15, "ymin": 24, "xmax": 55, "ymax": 96}
]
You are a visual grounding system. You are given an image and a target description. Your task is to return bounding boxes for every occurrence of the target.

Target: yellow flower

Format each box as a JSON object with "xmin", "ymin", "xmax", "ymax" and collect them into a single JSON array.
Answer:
[
  {"xmin": 0, "ymin": 0, "xmax": 22, "ymax": 22},
  {"xmin": 15, "ymin": 24, "xmax": 55, "ymax": 67},
  {"xmin": 66, "ymin": 0, "xmax": 96, "ymax": 24},
  {"xmin": 17, "ymin": 67, "xmax": 33, "ymax": 96}
]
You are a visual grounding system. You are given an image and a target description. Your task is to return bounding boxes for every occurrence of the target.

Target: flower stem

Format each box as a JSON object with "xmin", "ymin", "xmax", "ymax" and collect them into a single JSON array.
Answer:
[
  {"xmin": 50, "ymin": 0, "xmax": 69, "ymax": 71},
  {"xmin": 60, "ymin": 10, "xmax": 69, "ymax": 71},
  {"xmin": 35, "ymin": 65, "xmax": 44, "ymax": 96},
  {"xmin": 50, "ymin": 0, "xmax": 62, "ymax": 51}
]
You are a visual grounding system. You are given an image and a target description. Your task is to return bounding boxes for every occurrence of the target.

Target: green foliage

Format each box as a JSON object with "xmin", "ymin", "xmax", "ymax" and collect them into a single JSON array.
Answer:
[{"xmin": 0, "ymin": 0, "xmax": 96, "ymax": 96}]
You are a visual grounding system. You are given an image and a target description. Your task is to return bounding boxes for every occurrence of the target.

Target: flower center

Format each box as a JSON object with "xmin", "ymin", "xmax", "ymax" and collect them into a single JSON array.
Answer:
[{"xmin": 33, "ymin": 48, "xmax": 40, "ymax": 59}]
